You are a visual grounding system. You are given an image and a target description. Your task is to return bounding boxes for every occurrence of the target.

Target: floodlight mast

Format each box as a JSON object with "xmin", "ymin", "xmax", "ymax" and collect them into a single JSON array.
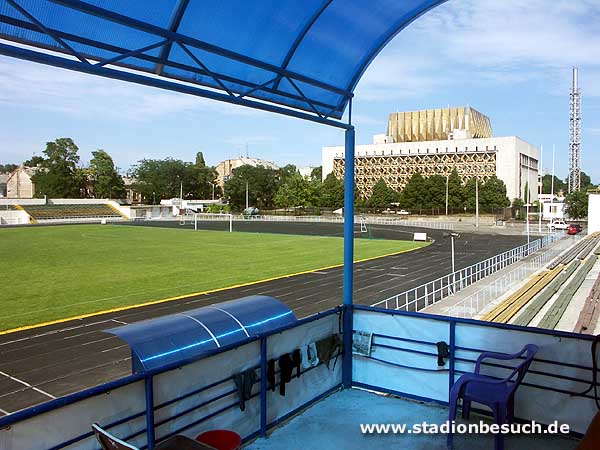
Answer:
[{"xmin": 568, "ymin": 67, "xmax": 581, "ymax": 193}]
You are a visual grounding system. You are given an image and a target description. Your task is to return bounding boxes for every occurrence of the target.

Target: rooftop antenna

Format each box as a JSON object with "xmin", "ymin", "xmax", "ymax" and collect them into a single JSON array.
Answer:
[
  {"xmin": 245, "ymin": 142, "xmax": 249, "ymax": 158},
  {"xmin": 568, "ymin": 66, "xmax": 581, "ymax": 193}
]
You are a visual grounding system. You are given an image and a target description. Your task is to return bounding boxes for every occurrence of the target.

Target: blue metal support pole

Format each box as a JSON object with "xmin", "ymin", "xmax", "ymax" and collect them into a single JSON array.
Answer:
[
  {"xmin": 448, "ymin": 321, "xmax": 456, "ymax": 397},
  {"xmin": 260, "ymin": 337, "xmax": 268, "ymax": 436},
  {"xmin": 342, "ymin": 126, "xmax": 355, "ymax": 388},
  {"xmin": 145, "ymin": 376, "xmax": 156, "ymax": 449}
]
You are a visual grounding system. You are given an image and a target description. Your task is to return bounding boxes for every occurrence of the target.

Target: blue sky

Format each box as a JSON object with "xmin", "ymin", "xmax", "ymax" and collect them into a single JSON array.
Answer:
[{"xmin": 1, "ymin": 0, "xmax": 600, "ymax": 181}]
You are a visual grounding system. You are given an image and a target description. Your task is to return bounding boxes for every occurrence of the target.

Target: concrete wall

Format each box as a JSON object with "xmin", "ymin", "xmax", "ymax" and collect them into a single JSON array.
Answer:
[
  {"xmin": 0, "ymin": 210, "xmax": 30, "ymax": 225},
  {"xmin": 588, "ymin": 193, "xmax": 600, "ymax": 234}
]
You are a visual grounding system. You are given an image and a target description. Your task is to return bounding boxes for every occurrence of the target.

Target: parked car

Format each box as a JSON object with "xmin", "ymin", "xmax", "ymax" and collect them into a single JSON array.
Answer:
[
  {"xmin": 547, "ymin": 219, "xmax": 569, "ymax": 230},
  {"xmin": 242, "ymin": 207, "xmax": 260, "ymax": 216},
  {"xmin": 567, "ymin": 223, "xmax": 582, "ymax": 235},
  {"xmin": 397, "ymin": 209, "xmax": 410, "ymax": 215}
]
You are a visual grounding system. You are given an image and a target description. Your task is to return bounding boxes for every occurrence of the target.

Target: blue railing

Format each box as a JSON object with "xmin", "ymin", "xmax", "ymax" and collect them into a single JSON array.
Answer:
[{"xmin": 1, "ymin": 305, "xmax": 596, "ymax": 449}]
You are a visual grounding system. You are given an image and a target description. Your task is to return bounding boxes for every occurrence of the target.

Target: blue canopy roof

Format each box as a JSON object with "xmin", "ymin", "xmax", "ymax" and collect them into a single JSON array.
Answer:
[
  {"xmin": 106, "ymin": 295, "xmax": 296, "ymax": 373},
  {"xmin": 0, "ymin": 0, "xmax": 446, "ymax": 126}
]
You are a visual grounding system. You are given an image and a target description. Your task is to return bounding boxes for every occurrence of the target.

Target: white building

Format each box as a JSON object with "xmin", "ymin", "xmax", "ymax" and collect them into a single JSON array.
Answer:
[
  {"xmin": 538, "ymin": 194, "xmax": 566, "ymax": 221},
  {"xmin": 298, "ymin": 166, "xmax": 318, "ymax": 178},
  {"xmin": 322, "ymin": 135, "xmax": 539, "ymax": 202}
]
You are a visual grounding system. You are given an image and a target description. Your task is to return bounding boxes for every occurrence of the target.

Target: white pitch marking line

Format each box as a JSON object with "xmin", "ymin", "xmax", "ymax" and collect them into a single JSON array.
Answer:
[
  {"xmin": 0, "ymin": 319, "xmax": 115, "ymax": 346},
  {"xmin": 0, "ymin": 371, "xmax": 56, "ymax": 400}
]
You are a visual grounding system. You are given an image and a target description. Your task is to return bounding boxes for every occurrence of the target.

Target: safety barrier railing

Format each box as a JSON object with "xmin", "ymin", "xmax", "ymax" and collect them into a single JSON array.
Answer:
[
  {"xmin": 0, "ymin": 308, "xmax": 343, "ymax": 450},
  {"xmin": 353, "ymin": 305, "xmax": 597, "ymax": 437},
  {"xmin": 446, "ymin": 236, "xmax": 578, "ymax": 319},
  {"xmin": 192, "ymin": 213, "xmax": 454, "ymax": 230},
  {"xmin": 1, "ymin": 304, "xmax": 596, "ymax": 448},
  {"xmin": 370, "ymin": 232, "xmax": 565, "ymax": 311}
]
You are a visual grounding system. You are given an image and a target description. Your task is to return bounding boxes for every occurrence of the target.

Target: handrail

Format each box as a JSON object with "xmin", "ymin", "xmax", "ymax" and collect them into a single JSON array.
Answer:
[{"xmin": 370, "ymin": 231, "xmax": 564, "ymax": 311}]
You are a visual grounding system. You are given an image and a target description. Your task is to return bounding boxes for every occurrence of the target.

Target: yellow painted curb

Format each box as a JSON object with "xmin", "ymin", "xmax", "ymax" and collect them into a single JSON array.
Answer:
[{"xmin": 0, "ymin": 242, "xmax": 429, "ymax": 336}]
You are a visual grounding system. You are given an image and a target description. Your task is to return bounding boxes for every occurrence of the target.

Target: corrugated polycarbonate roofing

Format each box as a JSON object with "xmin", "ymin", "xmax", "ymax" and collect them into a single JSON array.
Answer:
[
  {"xmin": 106, "ymin": 295, "xmax": 297, "ymax": 372},
  {"xmin": 0, "ymin": 0, "xmax": 446, "ymax": 122}
]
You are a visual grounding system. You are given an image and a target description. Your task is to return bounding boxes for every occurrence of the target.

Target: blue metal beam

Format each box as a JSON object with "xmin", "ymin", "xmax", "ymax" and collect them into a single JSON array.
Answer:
[
  {"xmin": 342, "ymin": 125, "xmax": 355, "ymax": 388},
  {"xmin": 0, "ymin": 43, "xmax": 352, "ymax": 130},
  {"xmin": 155, "ymin": 0, "xmax": 190, "ymax": 75},
  {"xmin": 144, "ymin": 377, "xmax": 156, "ymax": 449},
  {"xmin": 0, "ymin": 13, "xmax": 340, "ymax": 113},
  {"xmin": 5, "ymin": 0, "xmax": 90, "ymax": 64},
  {"xmin": 273, "ymin": 0, "xmax": 333, "ymax": 90},
  {"xmin": 95, "ymin": 39, "xmax": 170, "ymax": 68},
  {"xmin": 47, "ymin": 0, "xmax": 352, "ymax": 99}
]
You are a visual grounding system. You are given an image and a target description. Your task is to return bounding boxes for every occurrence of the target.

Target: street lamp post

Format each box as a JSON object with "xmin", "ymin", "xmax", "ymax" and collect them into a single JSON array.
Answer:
[
  {"xmin": 207, "ymin": 181, "xmax": 215, "ymax": 200},
  {"xmin": 245, "ymin": 181, "xmax": 249, "ymax": 210},
  {"xmin": 444, "ymin": 232, "xmax": 460, "ymax": 293},
  {"xmin": 475, "ymin": 178, "xmax": 479, "ymax": 228}
]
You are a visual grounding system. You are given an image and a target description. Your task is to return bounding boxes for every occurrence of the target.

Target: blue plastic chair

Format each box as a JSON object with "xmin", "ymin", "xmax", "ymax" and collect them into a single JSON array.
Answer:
[{"xmin": 447, "ymin": 344, "xmax": 538, "ymax": 450}]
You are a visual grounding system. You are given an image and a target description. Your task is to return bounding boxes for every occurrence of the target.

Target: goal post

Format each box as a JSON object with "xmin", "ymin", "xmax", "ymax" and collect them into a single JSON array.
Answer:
[{"xmin": 192, "ymin": 212, "xmax": 234, "ymax": 233}]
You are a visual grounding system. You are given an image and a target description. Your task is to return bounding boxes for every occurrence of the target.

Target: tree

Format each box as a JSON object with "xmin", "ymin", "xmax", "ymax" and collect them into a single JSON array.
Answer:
[
  {"xmin": 0, "ymin": 163, "xmax": 18, "ymax": 173},
  {"xmin": 22, "ymin": 155, "xmax": 44, "ymax": 167},
  {"xmin": 32, "ymin": 138, "xmax": 85, "ymax": 198},
  {"xmin": 195, "ymin": 151, "xmax": 206, "ymax": 168},
  {"xmin": 542, "ymin": 175, "xmax": 565, "ymax": 196},
  {"xmin": 320, "ymin": 173, "xmax": 344, "ymax": 208},
  {"xmin": 278, "ymin": 164, "xmax": 298, "ymax": 184},
  {"xmin": 132, "ymin": 157, "xmax": 219, "ymax": 203},
  {"xmin": 400, "ymin": 172, "xmax": 427, "ymax": 209},
  {"xmin": 447, "ymin": 169, "xmax": 463, "ymax": 208},
  {"xmin": 565, "ymin": 191, "xmax": 588, "ymax": 219},
  {"xmin": 367, "ymin": 178, "xmax": 397, "ymax": 209},
  {"xmin": 224, "ymin": 165, "xmax": 279, "ymax": 210},
  {"xmin": 423, "ymin": 175, "xmax": 446, "ymax": 209},
  {"xmin": 275, "ymin": 173, "xmax": 319, "ymax": 208},
  {"xmin": 310, "ymin": 166, "xmax": 322, "ymax": 181},
  {"xmin": 480, "ymin": 176, "xmax": 510, "ymax": 208},
  {"xmin": 511, "ymin": 198, "xmax": 524, "ymax": 219},
  {"xmin": 580, "ymin": 171, "xmax": 595, "ymax": 191},
  {"xmin": 462, "ymin": 177, "xmax": 478, "ymax": 209},
  {"xmin": 89, "ymin": 150, "xmax": 126, "ymax": 199}
]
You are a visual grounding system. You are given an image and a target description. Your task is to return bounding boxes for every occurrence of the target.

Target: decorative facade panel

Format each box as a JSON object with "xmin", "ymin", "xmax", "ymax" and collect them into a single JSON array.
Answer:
[
  {"xmin": 333, "ymin": 152, "xmax": 497, "ymax": 199},
  {"xmin": 386, "ymin": 107, "xmax": 492, "ymax": 143}
]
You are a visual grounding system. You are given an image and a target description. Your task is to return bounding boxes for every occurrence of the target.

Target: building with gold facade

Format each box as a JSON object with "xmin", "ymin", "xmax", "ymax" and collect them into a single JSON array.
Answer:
[{"xmin": 322, "ymin": 107, "xmax": 538, "ymax": 202}]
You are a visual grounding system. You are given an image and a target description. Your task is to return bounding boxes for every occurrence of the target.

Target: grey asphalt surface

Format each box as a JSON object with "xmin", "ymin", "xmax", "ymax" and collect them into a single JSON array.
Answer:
[{"xmin": 0, "ymin": 221, "xmax": 528, "ymax": 415}]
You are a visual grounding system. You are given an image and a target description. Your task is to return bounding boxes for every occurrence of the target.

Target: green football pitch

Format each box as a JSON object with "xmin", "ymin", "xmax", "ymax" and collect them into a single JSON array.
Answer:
[{"xmin": 0, "ymin": 224, "xmax": 428, "ymax": 331}]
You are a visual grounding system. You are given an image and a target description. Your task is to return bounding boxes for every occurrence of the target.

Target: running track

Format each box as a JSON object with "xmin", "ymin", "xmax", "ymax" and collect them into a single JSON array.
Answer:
[{"xmin": 0, "ymin": 221, "xmax": 528, "ymax": 415}]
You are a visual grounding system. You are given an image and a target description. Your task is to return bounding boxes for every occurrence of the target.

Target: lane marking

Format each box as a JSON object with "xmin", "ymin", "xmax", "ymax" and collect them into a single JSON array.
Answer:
[
  {"xmin": 0, "ymin": 319, "xmax": 115, "ymax": 346},
  {"xmin": 0, "ymin": 370, "xmax": 56, "ymax": 400},
  {"xmin": 0, "ymin": 407, "xmax": 9, "ymax": 415},
  {"xmin": 111, "ymin": 319, "xmax": 128, "ymax": 325},
  {"xmin": 0, "ymin": 245, "xmax": 426, "ymax": 336}
]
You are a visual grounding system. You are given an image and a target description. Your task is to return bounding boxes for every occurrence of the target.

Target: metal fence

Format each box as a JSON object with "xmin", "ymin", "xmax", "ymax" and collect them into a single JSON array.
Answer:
[
  {"xmin": 445, "ymin": 236, "xmax": 579, "ymax": 319},
  {"xmin": 193, "ymin": 213, "xmax": 454, "ymax": 230},
  {"xmin": 370, "ymin": 231, "xmax": 565, "ymax": 311}
]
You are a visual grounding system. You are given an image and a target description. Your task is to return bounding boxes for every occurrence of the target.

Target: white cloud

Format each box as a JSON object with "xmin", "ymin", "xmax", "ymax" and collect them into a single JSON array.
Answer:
[
  {"xmin": 0, "ymin": 55, "xmax": 265, "ymax": 121},
  {"xmin": 356, "ymin": 0, "xmax": 600, "ymax": 100}
]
